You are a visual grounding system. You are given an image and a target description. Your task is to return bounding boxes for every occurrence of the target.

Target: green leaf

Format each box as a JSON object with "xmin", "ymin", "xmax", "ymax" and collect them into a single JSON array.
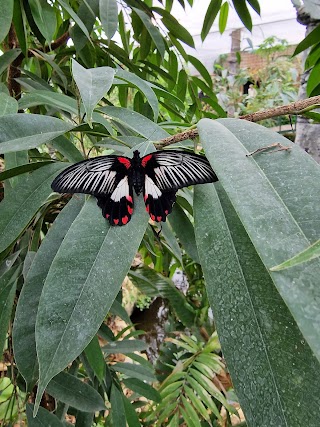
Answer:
[
  {"xmin": 129, "ymin": 266, "xmax": 195, "ymax": 326},
  {"xmin": 98, "ymin": 106, "xmax": 169, "ymax": 140},
  {"xmin": 110, "ymin": 384, "xmax": 126, "ymax": 427},
  {"xmin": 57, "ymin": 0, "xmax": 93, "ymax": 45},
  {"xmin": 271, "ymin": 239, "xmax": 320, "ymax": 271},
  {"xmin": 72, "ymin": 60, "xmax": 116, "ymax": 124},
  {"xmin": 84, "ymin": 335, "xmax": 106, "ymax": 382},
  {"xmin": 0, "ymin": 161, "xmax": 54, "ymax": 182},
  {"xmin": 0, "ymin": 49, "xmax": 21, "ymax": 76},
  {"xmin": 12, "ymin": 0, "xmax": 27, "ymax": 56},
  {"xmin": 0, "ymin": 93, "xmax": 18, "ymax": 115},
  {"xmin": 0, "ymin": 114, "xmax": 74, "ymax": 153},
  {"xmin": 26, "ymin": 404, "xmax": 64, "ymax": 427},
  {"xmin": 232, "ymin": 0, "xmax": 252, "ymax": 31},
  {"xmin": 102, "ymin": 339, "xmax": 148, "ymax": 354},
  {"xmin": 307, "ymin": 61, "xmax": 320, "ymax": 96},
  {"xmin": 168, "ymin": 203, "xmax": 199, "ymax": 263},
  {"xmin": 13, "ymin": 196, "xmax": 85, "ymax": 389},
  {"xmin": 116, "ymin": 69, "xmax": 159, "ymax": 121},
  {"xmin": 18, "ymin": 90, "xmax": 79, "ymax": 115},
  {"xmin": 133, "ymin": 7, "xmax": 166, "ymax": 59},
  {"xmin": 0, "ymin": 266, "xmax": 19, "ymax": 353},
  {"xmin": 4, "ymin": 150, "xmax": 28, "ymax": 189},
  {"xmin": 184, "ymin": 384, "xmax": 211, "ymax": 423},
  {"xmin": 195, "ymin": 118, "xmax": 320, "ymax": 425},
  {"xmin": 181, "ymin": 394, "xmax": 202, "ymax": 427},
  {"xmin": 46, "ymin": 372, "xmax": 106, "ymax": 412},
  {"xmin": 123, "ymin": 378, "xmax": 161, "ymax": 402},
  {"xmin": 153, "ymin": 7, "xmax": 195, "ymax": 48},
  {"xmin": 112, "ymin": 362, "xmax": 156, "ymax": 382},
  {"xmin": 29, "ymin": 0, "xmax": 57, "ymax": 46},
  {"xmin": 247, "ymin": 0, "xmax": 260, "ymax": 14},
  {"xmin": 50, "ymin": 135, "xmax": 84, "ymax": 163},
  {"xmin": 122, "ymin": 395, "xmax": 141, "ymax": 427},
  {"xmin": 187, "ymin": 55, "xmax": 212, "ymax": 88},
  {"xmin": 34, "ymin": 163, "xmax": 150, "ymax": 415},
  {"xmin": 99, "ymin": 0, "xmax": 118, "ymax": 40},
  {"xmin": 219, "ymin": 3, "xmax": 229, "ymax": 35},
  {"xmin": 199, "ymin": 118, "xmax": 320, "ymax": 358},
  {"xmin": 0, "ymin": 0, "xmax": 13, "ymax": 43},
  {"xmin": 201, "ymin": 0, "xmax": 222, "ymax": 41},
  {"xmin": 0, "ymin": 162, "xmax": 66, "ymax": 254},
  {"xmin": 294, "ymin": 25, "xmax": 320, "ymax": 56}
]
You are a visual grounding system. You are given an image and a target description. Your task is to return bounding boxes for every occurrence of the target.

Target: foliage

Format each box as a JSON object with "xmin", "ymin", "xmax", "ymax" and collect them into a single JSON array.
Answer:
[
  {"xmin": 0, "ymin": 1, "xmax": 320, "ymax": 427},
  {"xmin": 213, "ymin": 37, "xmax": 300, "ymax": 125}
]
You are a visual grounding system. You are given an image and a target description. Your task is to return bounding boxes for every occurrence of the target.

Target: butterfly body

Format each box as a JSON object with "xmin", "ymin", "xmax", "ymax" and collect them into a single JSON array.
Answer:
[{"xmin": 52, "ymin": 150, "xmax": 217, "ymax": 226}]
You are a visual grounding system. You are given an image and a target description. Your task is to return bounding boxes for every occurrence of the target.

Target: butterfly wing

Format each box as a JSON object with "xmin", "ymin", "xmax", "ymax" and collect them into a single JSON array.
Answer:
[
  {"xmin": 51, "ymin": 155, "xmax": 134, "ymax": 225},
  {"xmin": 141, "ymin": 150, "xmax": 217, "ymax": 222}
]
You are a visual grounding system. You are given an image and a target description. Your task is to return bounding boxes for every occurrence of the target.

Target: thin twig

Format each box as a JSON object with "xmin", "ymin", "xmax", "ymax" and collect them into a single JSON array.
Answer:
[{"xmin": 156, "ymin": 95, "xmax": 320, "ymax": 148}]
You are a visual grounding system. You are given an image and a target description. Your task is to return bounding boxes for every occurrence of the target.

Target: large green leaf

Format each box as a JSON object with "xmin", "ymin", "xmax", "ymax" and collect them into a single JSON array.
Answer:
[
  {"xmin": 97, "ymin": 106, "xmax": 169, "ymax": 140},
  {"xmin": 232, "ymin": 0, "xmax": 252, "ymax": 31},
  {"xmin": 0, "ymin": 0, "xmax": 13, "ymax": 43},
  {"xmin": 0, "ymin": 48, "xmax": 21, "ymax": 76},
  {"xmin": 132, "ymin": 7, "xmax": 165, "ymax": 59},
  {"xmin": 0, "ymin": 114, "xmax": 74, "ymax": 153},
  {"xmin": 201, "ymin": 0, "xmax": 222, "ymax": 41},
  {"xmin": 194, "ymin": 183, "xmax": 320, "ymax": 426},
  {"xmin": 26, "ymin": 404, "xmax": 64, "ymax": 427},
  {"xmin": 13, "ymin": 196, "xmax": 85, "ymax": 389},
  {"xmin": 0, "ymin": 93, "xmax": 18, "ymax": 116},
  {"xmin": 99, "ymin": 0, "xmax": 118, "ymax": 40},
  {"xmin": 294, "ymin": 24, "xmax": 320, "ymax": 56},
  {"xmin": 34, "ymin": 143, "xmax": 151, "ymax": 413},
  {"xmin": 116, "ymin": 69, "xmax": 159, "ymax": 121},
  {"xmin": 0, "ymin": 162, "xmax": 66, "ymax": 254},
  {"xmin": 198, "ymin": 118, "xmax": 320, "ymax": 361},
  {"xmin": 29, "ymin": 0, "xmax": 57, "ymax": 45},
  {"xmin": 72, "ymin": 60, "xmax": 116, "ymax": 124},
  {"xmin": 18, "ymin": 90, "xmax": 79, "ymax": 115},
  {"xmin": 0, "ymin": 266, "xmax": 20, "ymax": 353},
  {"xmin": 46, "ymin": 371, "xmax": 106, "ymax": 412}
]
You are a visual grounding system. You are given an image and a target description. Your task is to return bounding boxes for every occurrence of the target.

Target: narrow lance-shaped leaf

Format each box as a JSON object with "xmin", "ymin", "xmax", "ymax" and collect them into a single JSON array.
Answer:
[
  {"xmin": 132, "ymin": 7, "xmax": 166, "ymax": 59},
  {"xmin": 115, "ymin": 69, "xmax": 159, "ymax": 121},
  {"xmin": 99, "ymin": 0, "xmax": 118, "ymax": 40},
  {"xmin": 13, "ymin": 196, "xmax": 85, "ymax": 389},
  {"xmin": 0, "ymin": 162, "xmax": 67, "ymax": 254},
  {"xmin": 0, "ymin": 0, "xmax": 13, "ymax": 43},
  {"xmin": 194, "ymin": 183, "xmax": 320, "ymax": 426},
  {"xmin": 271, "ymin": 239, "xmax": 320, "ymax": 271},
  {"xmin": 0, "ymin": 93, "xmax": 18, "ymax": 116},
  {"xmin": 0, "ymin": 114, "xmax": 74, "ymax": 153},
  {"xmin": 34, "ymin": 143, "xmax": 153, "ymax": 415},
  {"xmin": 72, "ymin": 60, "xmax": 116, "ymax": 125},
  {"xmin": 46, "ymin": 371, "xmax": 106, "ymax": 412},
  {"xmin": 198, "ymin": 117, "xmax": 320, "ymax": 361},
  {"xmin": 201, "ymin": 0, "xmax": 222, "ymax": 41},
  {"xmin": 28, "ymin": 0, "xmax": 57, "ymax": 46}
]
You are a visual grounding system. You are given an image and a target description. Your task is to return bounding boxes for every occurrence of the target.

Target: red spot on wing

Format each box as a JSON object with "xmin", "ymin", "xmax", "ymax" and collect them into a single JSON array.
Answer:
[
  {"xmin": 122, "ymin": 216, "xmax": 129, "ymax": 225},
  {"xmin": 141, "ymin": 154, "xmax": 152, "ymax": 167},
  {"xmin": 113, "ymin": 218, "xmax": 119, "ymax": 225},
  {"xmin": 128, "ymin": 206, "xmax": 133, "ymax": 215},
  {"xmin": 156, "ymin": 216, "xmax": 162, "ymax": 222},
  {"xmin": 150, "ymin": 214, "xmax": 155, "ymax": 221},
  {"xmin": 144, "ymin": 194, "xmax": 148, "ymax": 202},
  {"xmin": 106, "ymin": 214, "xmax": 110, "ymax": 218},
  {"xmin": 165, "ymin": 210, "xmax": 169, "ymax": 215},
  {"xmin": 126, "ymin": 195, "xmax": 133, "ymax": 203},
  {"xmin": 145, "ymin": 205, "xmax": 150, "ymax": 213},
  {"xmin": 118, "ymin": 157, "xmax": 131, "ymax": 169}
]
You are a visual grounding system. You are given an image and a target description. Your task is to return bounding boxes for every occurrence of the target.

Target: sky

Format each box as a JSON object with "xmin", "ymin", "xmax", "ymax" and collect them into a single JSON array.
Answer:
[{"xmin": 169, "ymin": 0, "xmax": 306, "ymax": 70}]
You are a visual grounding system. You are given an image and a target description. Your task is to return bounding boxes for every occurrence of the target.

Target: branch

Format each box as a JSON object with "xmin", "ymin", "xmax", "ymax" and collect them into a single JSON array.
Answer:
[{"xmin": 156, "ymin": 95, "xmax": 320, "ymax": 148}]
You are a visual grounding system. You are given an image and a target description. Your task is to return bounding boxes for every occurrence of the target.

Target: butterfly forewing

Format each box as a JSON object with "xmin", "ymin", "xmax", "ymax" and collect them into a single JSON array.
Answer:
[
  {"xmin": 51, "ymin": 156, "xmax": 125, "ymax": 196},
  {"xmin": 142, "ymin": 150, "xmax": 217, "ymax": 192}
]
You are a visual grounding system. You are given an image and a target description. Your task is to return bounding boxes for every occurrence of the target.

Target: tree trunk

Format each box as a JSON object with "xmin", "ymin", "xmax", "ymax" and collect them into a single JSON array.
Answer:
[{"xmin": 294, "ymin": 6, "xmax": 320, "ymax": 162}]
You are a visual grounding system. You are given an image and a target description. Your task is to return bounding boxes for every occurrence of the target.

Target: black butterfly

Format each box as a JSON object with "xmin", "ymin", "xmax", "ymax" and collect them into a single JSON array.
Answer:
[{"xmin": 51, "ymin": 150, "xmax": 218, "ymax": 226}]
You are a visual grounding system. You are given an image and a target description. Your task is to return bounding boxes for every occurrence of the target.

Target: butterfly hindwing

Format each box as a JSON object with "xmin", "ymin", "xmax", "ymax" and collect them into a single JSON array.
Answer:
[
  {"xmin": 143, "ymin": 175, "xmax": 176, "ymax": 222},
  {"xmin": 97, "ymin": 176, "xmax": 134, "ymax": 226}
]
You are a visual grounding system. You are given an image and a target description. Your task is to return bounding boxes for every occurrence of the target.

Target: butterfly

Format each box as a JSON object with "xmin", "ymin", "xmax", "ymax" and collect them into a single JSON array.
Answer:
[{"xmin": 51, "ymin": 150, "xmax": 218, "ymax": 226}]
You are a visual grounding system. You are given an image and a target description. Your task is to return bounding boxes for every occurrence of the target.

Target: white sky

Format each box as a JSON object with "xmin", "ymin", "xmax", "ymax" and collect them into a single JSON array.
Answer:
[{"xmin": 169, "ymin": 0, "xmax": 306, "ymax": 71}]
